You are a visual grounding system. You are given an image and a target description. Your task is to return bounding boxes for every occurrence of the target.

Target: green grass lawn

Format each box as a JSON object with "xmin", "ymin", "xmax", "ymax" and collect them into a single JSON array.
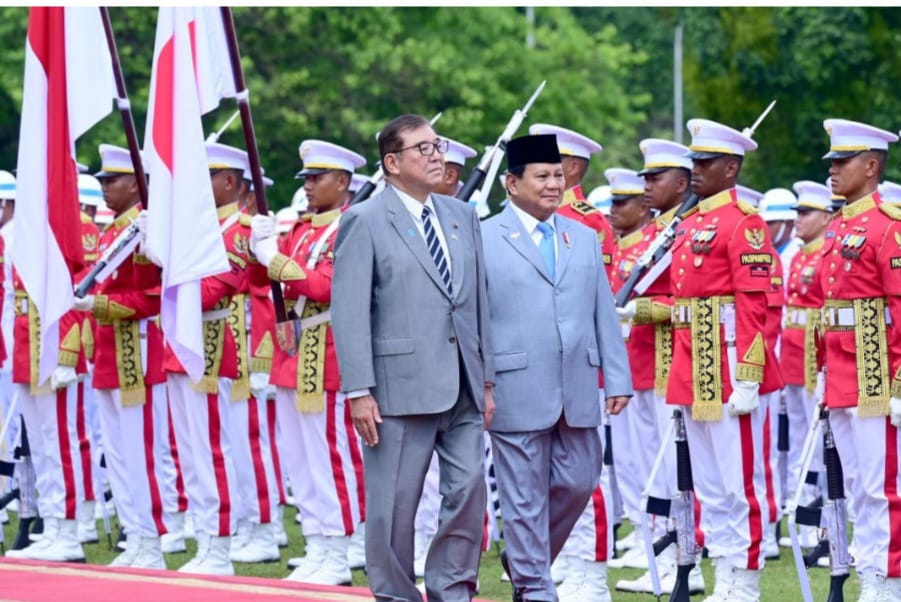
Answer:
[{"xmin": 2, "ymin": 507, "xmax": 859, "ymax": 601}]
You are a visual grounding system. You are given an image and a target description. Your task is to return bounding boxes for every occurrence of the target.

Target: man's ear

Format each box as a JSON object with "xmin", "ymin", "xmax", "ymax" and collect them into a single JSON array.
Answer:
[{"xmin": 383, "ymin": 153, "xmax": 399, "ymax": 176}]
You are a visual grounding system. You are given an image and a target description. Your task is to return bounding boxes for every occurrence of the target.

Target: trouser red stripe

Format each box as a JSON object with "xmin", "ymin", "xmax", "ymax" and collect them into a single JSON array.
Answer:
[
  {"xmin": 884, "ymin": 419, "xmax": 901, "ymax": 578},
  {"xmin": 740, "ymin": 414, "xmax": 763, "ymax": 570},
  {"xmin": 56, "ymin": 388, "xmax": 77, "ymax": 520},
  {"xmin": 207, "ymin": 393, "xmax": 231, "ymax": 536},
  {"xmin": 167, "ymin": 400, "xmax": 188, "ymax": 512},
  {"xmin": 247, "ymin": 395, "xmax": 271, "ymax": 523},
  {"xmin": 326, "ymin": 391, "xmax": 354, "ymax": 534},
  {"xmin": 76, "ymin": 382, "xmax": 94, "ymax": 501},
  {"xmin": 267, "ymin": 399, "xmax": 286, "ymax": 505},
  {"xmin": 343, "ymin": 397, "xmax": 366, "ymax": 521},
  {"xmin": 762, "ymin": 406, "xmax": 777, "ymax": 523},
  {"xmin": 143, "ymin": 388, "xmax": 167, "ymax": 535},
  {"xmin": 592, "ymin": 485, "xmax": 607, "ymax": 561}
]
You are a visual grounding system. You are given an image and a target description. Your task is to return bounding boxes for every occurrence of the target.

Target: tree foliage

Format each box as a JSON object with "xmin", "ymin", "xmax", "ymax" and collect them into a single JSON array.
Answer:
[{"xmin": 0, "ymin": 7, "xmax": 900, "ymax": 209}]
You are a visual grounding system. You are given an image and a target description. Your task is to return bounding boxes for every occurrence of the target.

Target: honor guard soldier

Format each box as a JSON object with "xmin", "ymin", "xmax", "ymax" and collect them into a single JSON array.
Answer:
[
  {"xmin": 251, "ymin": 139, "xmax": 367, "ymax": 586},
  {"xmin": 761, "ymin": 188, "xmax": 803, "ymax": 275},
  {"xmin": 776, "ymin": 180, "xmax": 834, "ymax": 549},
  {"xmin": 819, "ymin": 119, "xmax": 901, "ymax": 600},
  {"xmin": 73, "ymin": 145, "xmax": 184, "ymax": 568},
  {"xmin": 614, "ymin": 140, "xmax": 707, "ymax": 596},
  {"xmin": 161, "ymin": 142, "xmax": 253, "ymax": 575},
  {"xmin": 668, "ymin": 119, "xmax": 782, "ymax": 600},
  {"xmin": 434, "ymin": 137, "xmax": 477, "ymax": 197}
]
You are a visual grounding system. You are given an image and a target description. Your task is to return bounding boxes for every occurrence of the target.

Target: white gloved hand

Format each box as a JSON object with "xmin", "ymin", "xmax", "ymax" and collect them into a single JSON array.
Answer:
[
  {"xmin": 726, "ymin": 380, "xmax": 760, "ymax": 417},
  {"xmin": 72, "ymin": 295, "xmax": 94, "ymax": 312},
  {"xmin": 50, "ymin": 365, "xmax": 78, "ymax": 391},
  {"xmin": 266, "ymin": 384, "xmax": 277, "ymax": 400},
  {"xmin": 815, "ymin": 371, "xmax": 826, "ymax": 402},
  {"xmin": 253, "ymin": 236, "xmax": 279, "ymax": 268},
  {"xmin": 250, "ymin": 372, "xmax": 270, "ymax": 399},
  {"xmin": 890, "ymin": 397, "xmax": 901, "ymax": 428},
  {"xmin": 251, "ymin": 213, "xmax": 277, "ymax": 246},
  {"xmin": 616, "ymin": 300, "xmax": 637, "ymax": 321},
  {"xmin": 135, "ymin": 210, "xmax": 164, "ymax": 267}
]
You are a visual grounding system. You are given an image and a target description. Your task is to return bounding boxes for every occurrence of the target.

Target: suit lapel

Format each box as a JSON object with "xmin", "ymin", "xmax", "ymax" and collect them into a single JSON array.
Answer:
[
  {"xmin": 499, "ymin": 204, "xmax": 554, "ymax": 284},
  {"xmin": 385, "ymin": 188, "xmax": 452, "ymax": 298},
  {"xmin": 433, "ymin": 198, "xmax": 464, "ymax": 298},
  {"xmin": 554, "ymin": 215, "xmax": 573, "ymax": 282}
]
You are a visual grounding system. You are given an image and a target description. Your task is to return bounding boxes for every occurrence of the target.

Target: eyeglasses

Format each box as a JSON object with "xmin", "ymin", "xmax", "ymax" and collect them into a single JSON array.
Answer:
[{"xmin": 391, "ymin": 139, "xmax": 449, "ymax": 157}]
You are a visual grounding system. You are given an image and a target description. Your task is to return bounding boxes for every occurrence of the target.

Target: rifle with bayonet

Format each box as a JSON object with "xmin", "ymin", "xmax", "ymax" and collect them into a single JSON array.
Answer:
[
  {"xmin": 456, "ymin": 81, "xmax": 546, "ymax": 203},
  {"xmin": 349, "ymin": 112, "xmax": 443, "ymax": 206}
]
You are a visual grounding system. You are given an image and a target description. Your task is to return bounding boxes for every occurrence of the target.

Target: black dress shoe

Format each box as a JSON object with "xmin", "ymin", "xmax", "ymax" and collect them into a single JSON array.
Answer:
[{"xmin": 500, "ymin": 550, "xmax": 524, "ymax": 602}]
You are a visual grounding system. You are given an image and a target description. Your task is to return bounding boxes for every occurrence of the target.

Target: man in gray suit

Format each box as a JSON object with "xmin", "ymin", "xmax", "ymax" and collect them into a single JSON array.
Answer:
[
  {"xmin": 481, "ymin": 134, "xmax": 632, "ymax": 602},
  {"xmin": 331, "ymin": 114, "xmax": 495, "ymax": 602}
]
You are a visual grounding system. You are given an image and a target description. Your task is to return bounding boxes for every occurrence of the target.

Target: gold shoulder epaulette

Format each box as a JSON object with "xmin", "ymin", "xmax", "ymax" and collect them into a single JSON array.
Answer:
[
  {"xmin": 737, "ymin": 199, "xmax": 759, "ymax": 215},
  {"xmin": 238, "ymin": 212, "xmax": 253, "ymax": 227},
  {"xmin": 570, "ymin": 200, "xmax": 598, "ymax": 216},
  {"xmin": 880, "ymin": 203, "xmax": 901, "ymax": 220}
]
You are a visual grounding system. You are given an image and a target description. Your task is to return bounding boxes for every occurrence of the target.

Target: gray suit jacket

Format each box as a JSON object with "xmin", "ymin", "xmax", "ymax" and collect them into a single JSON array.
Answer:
[
  {"xmin": 331, "ymin": 185, "xmax": 494, "ymax": 416},
  {"xmin": 481, "ymin": 204, "xmax": 632, "ymax": 432}
]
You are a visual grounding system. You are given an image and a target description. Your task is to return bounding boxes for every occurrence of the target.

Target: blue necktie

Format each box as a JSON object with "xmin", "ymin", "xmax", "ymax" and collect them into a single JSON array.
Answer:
[
  {"xmin": 421, "ymin": 205, "xmax": 452, "ymax": 294},
  {"xmin": 536, "ymin": 222, "xmax": 555, "ymax": 279}
]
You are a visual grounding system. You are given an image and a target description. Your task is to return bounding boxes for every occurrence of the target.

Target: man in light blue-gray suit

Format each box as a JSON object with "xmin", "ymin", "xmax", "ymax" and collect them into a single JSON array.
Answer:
[
  {"xmin": 331, "ymin": 114, "xmax": 495, "ymax": 602},
  {"xmin": 482, "ymin": 134, "xmax": 632, "ymax": 602}
]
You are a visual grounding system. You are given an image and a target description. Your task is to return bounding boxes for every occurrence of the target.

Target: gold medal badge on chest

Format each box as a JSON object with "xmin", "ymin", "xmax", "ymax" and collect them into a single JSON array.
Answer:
[
  {"xmin": 840, "ymin": 234, "xmax": 865, "ymax": 260},
  {"xmin": 691, "ymin": 228, "xmax": 716, "ymax": 255}
]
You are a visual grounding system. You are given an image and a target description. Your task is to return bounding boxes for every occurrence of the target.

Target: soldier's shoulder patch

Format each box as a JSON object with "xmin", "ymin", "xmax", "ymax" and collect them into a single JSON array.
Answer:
[
  {"xmin": 570, "ymin": 201, "xmax": 598, "ymax": 216},
  {"xmin": 238, "ymin": 212, "xmax": 253, "ymax": 227},
  {"xmin": 736, "ymin": 199, "xmax": 759, "ymax": 215},
  {"xmin": 880, "ymin": 203, "xmax": 901, "ymax": 220}
]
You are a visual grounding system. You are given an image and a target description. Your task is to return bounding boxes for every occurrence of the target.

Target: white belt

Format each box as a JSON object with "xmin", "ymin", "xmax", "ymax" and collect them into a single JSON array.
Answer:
[
  {"xmin": 673, "ymin": 303, "xmax": 735, "ymax": 324},
  {"xmin": 300, "ymin": 310, "xmax": 331, "ymax": 331},
  {"xmin": 786, "ymin": 308, "xmax": 809, "ymax": 325},
  {"xmin": 823, "ymin": 306, "xmax": 892, "ymax": 327},
  {"xmin": 201, "ymin": 308, "xmax": 230, "ymax": 322}
]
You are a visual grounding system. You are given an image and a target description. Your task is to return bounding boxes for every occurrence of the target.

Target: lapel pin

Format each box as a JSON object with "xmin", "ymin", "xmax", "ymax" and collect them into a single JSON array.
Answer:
[
  {"xmin": 408, "ymin": 228, "xmax": 416, "ymax": 237},
  {"xmin": 563, "ymin": 231, "xmax": 571, "ymax": 248}
]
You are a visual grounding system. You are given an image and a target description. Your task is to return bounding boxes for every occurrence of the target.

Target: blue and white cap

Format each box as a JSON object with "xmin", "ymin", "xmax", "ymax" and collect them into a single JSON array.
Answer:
[
  {"xmin": 735, "ymin": 184, "xmax": 763, "ymax": 208},
  {"xmin": 791, "ymin": 181, "xmax": 832, "ymax": 212},
  {"xmin": 638, "ymin": 138, "xmax": 692, "ymax": 176},
  {"xmin": 0, "ymin": 170, "xmax": 15, "ymax": 200},
  {"xmin": 206, "ymin": 142, "xmax": 248, "ymax": 172},
  {"xmin": 588, "ymin": 185, "xmax": 612, "ymax": 215},
  {"xmin": 529, "ymin": 123, "xmax": 602, "ymax": 159},
  {"xmin": 759, "ymin": 188, "xmax": 797, "ymax": 221},
  {"xmin": 296, "ymin": 139, "xmax": 365, "ymax": 178},
  {"xmin": 686, "ymin": 118, "xmax": 757, "ymax": 159},
  {"xmin": 242, "ymin": 165, "xmax": 273, "ymax": 191},
  {"xmin": 604, "ymin": 168, "xmax": 645, "ymax": 201},
  {"xmin": 879, "ymin": 181, "xmax": 901, "ymax": 205},
  {"xmin": 96, "ymin": 144, "xmax": 142, "ymax": 178},
  {"xmin": 441, "ymin": 137, "xmax": 477, "ymax": 167},
  {"xmin": 822, "ymin": 119, "xmax": 898, "ymax": 159},
  {"xmin": 349, "ymin": 173, "xmax": 368, "ymax": 194},
  {"xmin": 78, "ymin": 174, "xmax": 104, "ymax": 208}
]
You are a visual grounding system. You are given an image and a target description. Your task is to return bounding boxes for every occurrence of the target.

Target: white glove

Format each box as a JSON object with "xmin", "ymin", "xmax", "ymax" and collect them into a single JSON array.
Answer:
[
  {"xmin": 253, "ymin": 236, "xmax": 279, "ymax": 268},
  {"xmin": 890, "ymin": 397, "xmax": 901, "ymax": 428},
  {"xmin": 50, "ymin": 365, "xmax": 78, "ymax": 391},
  {"xmin": 815, "ymin": 371, "xmax": 826, "ymax": 402},
  {"xmin": 72, "ymin": 295, "xmax": 94, "ymax": 312},
  {"xmin": 251, "ymin": 213, "xmax": 277, "ymax": 246},
  {"xmin": 135, "ymin": 210, "xmax": 149, "ymax": 245},
  {"xmin": 250, "ymin": 372, "xmax": 270, "ymax": 399},
  {"xmin": 726, "ymin": 380, "xmax": 760, "ymax": 417},
  {"xmin": 616, "ymin": 300, "xmax": 637, "ymax": 321}
]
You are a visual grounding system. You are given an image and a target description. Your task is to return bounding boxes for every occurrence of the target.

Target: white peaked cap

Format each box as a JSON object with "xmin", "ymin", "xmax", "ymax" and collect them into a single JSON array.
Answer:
[{"xmin": 529, "ymin": 123, "xmax": 602, "ymax": 159}]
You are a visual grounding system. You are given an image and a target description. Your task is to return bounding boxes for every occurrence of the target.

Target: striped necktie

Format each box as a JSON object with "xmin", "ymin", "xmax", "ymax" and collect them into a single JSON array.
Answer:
[{"xmin": 421, "ymin": 205, "xmax": 452, "ymax": 294}]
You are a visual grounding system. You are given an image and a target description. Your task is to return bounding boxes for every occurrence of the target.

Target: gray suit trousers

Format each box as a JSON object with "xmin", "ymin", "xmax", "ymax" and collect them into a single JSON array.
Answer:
[{"xmin": 364, "ymin": 388, "xmax": 486, "ymax": 602}]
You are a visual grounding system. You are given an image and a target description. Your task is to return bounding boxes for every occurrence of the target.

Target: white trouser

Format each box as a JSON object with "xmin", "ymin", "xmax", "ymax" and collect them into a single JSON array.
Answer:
[
  {"xmin": 0, "ymin": 371, "xmax": 19, "ymax": 493},
  {"xmin": 275, "ymin": 387, "xmax": 364, "ymax": 536},
  {"xmin": 74, "ymin": 380, "xmax": 97, "ymax": 506},
  {"xmin": 685, "ymin": 404, "xmax": 768, "ymax": 571},
  {"xmin": 167, "ymin": 374, "xmax": 237, "ymax": 537},
  {"xmin": 762, "ymin": 390, "xmax": 784, "ymax": 525},
  {"xmin": 784, "ymin": 384, "xmax": 823, "ymax": 504},
  {"xmin": 16, "ymin": 383, "xmax": 83, "ymax": 520},
  {"xmin": 228, "ymin": 394, "xmax": 279, "ymax": 525},
  {"xmin": 96, "ymin": 383, "xmax": 176, "ymax": 538},
  {"xmin": 265, "ymin": 397, "xmax": 287, "ymax": 506},
  {"xmin": 828, "ymin": 409, "xmax": 901, "ymax": 577},
  {"xmin": 608, "ymin": 389, "xmax": 658, "ymax": 527}
]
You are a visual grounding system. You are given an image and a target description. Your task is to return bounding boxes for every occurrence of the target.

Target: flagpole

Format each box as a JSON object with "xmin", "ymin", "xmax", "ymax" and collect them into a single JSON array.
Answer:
[
  {"xmin": 98, "ymin": 7, "xmax": 148, "ymax": 208},
  {"xmin": 219, "ymin": 7, "xmax": 293, "ymax": 340}
]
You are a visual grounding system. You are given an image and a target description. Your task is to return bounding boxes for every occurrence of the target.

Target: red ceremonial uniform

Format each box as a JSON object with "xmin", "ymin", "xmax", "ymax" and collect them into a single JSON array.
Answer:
[
  {"xmin": 668, "ymin": 189, "xmax": 781, "ymax": 410},
  {"xmin": 819, "ymin": 192, "xmax": 901, "ymax": 411},
  {"xmin": 782, "ymin": 238, "xmax": 826, "ymax": 389},
  {"xmin": 611, "ymin": 228, "xmax": 656, "ymax": 390}
]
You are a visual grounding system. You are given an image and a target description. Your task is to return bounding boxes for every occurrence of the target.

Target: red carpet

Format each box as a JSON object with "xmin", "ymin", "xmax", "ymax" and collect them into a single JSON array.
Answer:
[{"xmin": 0, "ymin": 558, "xmax": 491, "ymax": 601}]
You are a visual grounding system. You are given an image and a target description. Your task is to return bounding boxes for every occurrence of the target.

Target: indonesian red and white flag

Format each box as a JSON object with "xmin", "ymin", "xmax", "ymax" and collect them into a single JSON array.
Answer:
[
  {"xmin": 144, "ymin": 7, "xmax": 233, "ymax": 382},
  {"xmin": 13, "ymin": 7, "xmax": 114, "ymax": 384}
]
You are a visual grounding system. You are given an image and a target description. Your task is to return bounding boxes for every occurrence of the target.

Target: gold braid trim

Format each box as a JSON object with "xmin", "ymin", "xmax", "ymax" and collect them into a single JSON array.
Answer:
[
  {"xmin": 803, "ymin": 308, "xmax": 821, "ymax": 394},
  {"xmin": 59, "ymin": 323, "xmax": 81, "ymax": 367},
  {"xmin": 81, "ymin": 317, "xmax": 95, "ymax": 361},
  {"xmin": 190, "ymin": 299, "xmax": 228, "ymax": 395},
  {"xmin": 633, "ymin": 299, "xmax": 673, "ymax": 325},
  {"xmin": 114, "ymin": 320, "xmax": 146, "ymax": 407},
  {"xmin": 251, "ymin": 331, "xmax": 274, "ymax": 374},
  {"xmin": 651, "ymin": 301, "xmax": 672, "ymax": 324},
  {"xmin": 735, "ymin": 363, "xmax": 764, "ymax": 383},
  {"xmin": 633, "ymin": 298, "xmax": 653, "ymax": 324},
  {"xmin": 268, "ymin": 254, "xmax": 307, "ymax": 282},
  {"xmin": 654, "ymin": 322, "xmax": 672, "ymax": 396},
  {"xmin": 296, "ymin": 301, "xmax": 328, "ymax": 413},
  {"xmin": 227, "ymin": 294, "xmax": 250, "ymax": 402},
  {"xmin": 690, "ymin": 297, "xmax": 723, "ymax": 421},
  {"xmin": 854, "ymin": 297, "xmax": 890, "ymax": 417},
  {"xmin": 28, "ymin": 302, "xmax": 50, "ymax": 395},
  {"xmin": 93, "ymin": 295, "xmax": 137, "ymax": 321}
]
